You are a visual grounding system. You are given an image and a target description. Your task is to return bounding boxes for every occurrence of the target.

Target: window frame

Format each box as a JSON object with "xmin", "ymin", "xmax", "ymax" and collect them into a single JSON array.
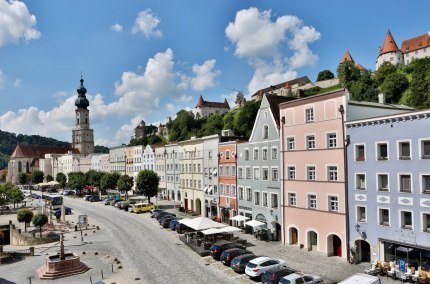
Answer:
[
  {"xmin": 327, "ymin": 165, "xmax": 338, "ymax": 181},
  {"xmin": 326, "ymin": 132, "xmax": 337, "ymax": 149},
  {"xmin": 354, "ymin": 143, "xmax": 366, "ymax": 161},
  {"xmin": 378, "ymin": 207, "xmax": 390, "ymax": 227},
  {"xmin": 355, "ymin": 173, "xmax": 366, "ymax": 190},
  {"xmin": 254, "ymin": 191, "xmax": 261, "ymax": 206},
  {"xmin": 287, "ymin": 166, "xmax": 296, "ymax": 180},
  {"xmin": 398, "ymin": 173, "xmax": 413, "ymax": 193},
  {"xmin": 328, "ymin": 195, "xmax": 339, "ymax": 212},
  {"xmin": 397, "ymin": 139, "xmax": 412, "ymax": 160},
  {"xmin": 262, "ymin": 147, "xmax": 269, "ymax": 161},
  {"xmin": 262, "ymin": 124, "xmax": 269, "ymax": 139},
  {"xmin": 253, "ymin": 167, "xmax": 260, "ymax": 180},
  {"xmin": 271, "ymin": 147, "xmax": 278, "ymax": 160},
  {"xmin": 271, "ymin": 167, "xmax": 279, "ymax": 181},
  {"xmin": 356, "ymin": 205, "xmax": 367, "ymax": 223},
  {"xmin": 288, "ymin": 192, "xmax": 297, "ymax": 207},
  {"xmin": 286, "ymin": 136, "xmax": 296, "ymax": 151},
  {"xmin": 376, "ymin": 141, "xmax": 389, "ymax": 161},
  {"xmin": 399, "ymin": 210, "xmax": 413, "ymax": 230},
  {"xmin": 377, "ymin": 173, "xmax": 390, "ymax": 192},
  {"xmin": 421, "ymin": 173, "xmax": 430, "ymax": 194},
  {"xmin": 305, "ymin": 107, "xmax": 314, "ymax": 122},
  {"xmin": 419, "ymin": 138, "xmax": 430, "ymax": 159},
  {"xmin": 422, "ymin": 212, "xmax": 430, "ymax": 232},
  {"xmin": 307, "ymin": 193, "xmax": 317, "ymax": 210},
  {"xmin": 306, "ymin": 134, "xmax": 316, "ymax": 150},
  {"xmin": 270, "ymin": 193, "xmax": 278, "ymax": 209},
  {"xmin": 306, "ymin": 165, "xmax": 316, "ymax": 181},
  {"xmin": 262, "ymin": 167, "xmax": 269, "ymax": 181}
]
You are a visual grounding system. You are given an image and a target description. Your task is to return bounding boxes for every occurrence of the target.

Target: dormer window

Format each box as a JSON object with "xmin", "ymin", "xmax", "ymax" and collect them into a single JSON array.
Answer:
[{"xmin": 263, "ymin": 125, "xmax": 269, "ymax": 139}]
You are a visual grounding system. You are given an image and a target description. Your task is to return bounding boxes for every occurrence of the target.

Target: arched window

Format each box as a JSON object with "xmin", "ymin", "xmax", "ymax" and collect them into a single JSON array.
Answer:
[
  {"xmin": 225, "ymin": 150, "xmax": 230, "ymax": 160},
  {"xmin": 26, "ymin": 162, "xmax": 30, "ymax": 173},
  {"xmin": 263, "ymin": 125, "xmax": 269, "ymax": 139},
  {"xmin": 18, "ymin": 161, "xmax": 22, "ymax": 173}
]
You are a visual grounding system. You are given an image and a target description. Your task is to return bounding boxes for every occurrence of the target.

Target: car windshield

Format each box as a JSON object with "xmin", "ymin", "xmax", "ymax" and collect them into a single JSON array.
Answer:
[{"xmin": 247, "ymin": 262, "xmax": 257, "ymax": 268}]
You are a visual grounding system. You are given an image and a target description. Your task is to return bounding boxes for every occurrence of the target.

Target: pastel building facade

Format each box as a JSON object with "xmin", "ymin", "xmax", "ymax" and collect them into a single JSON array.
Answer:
[
  {"xmin": 154, "ymin": 146, "xmax": 166, "ymax": 197},
  {"xmin": 202, "ymin": 134, "xmax": 220, "ymax": 218},
  {"xmin": 346, "ymin": 110, "xmax": 430, "ymax": 270},
  {"xmin": 179, "ymin": 137, "xmax": 204, "ymax": 215},
  {"xmin": 165, "ymin": 144, "xmax": 180, "ymax": 201},
  {"xmin": 91, "ymin": 154, "xmax": 110, "ymax": 172},
  {"xmin": 218, "ymin": 140, "xmax": 238, "ymax": 224},
  {"xmin": 109, "ymin": 146, "xmax": 126, "ymax": 174},
  {"xmin": 142, "ymin": 145, "xmax": 155, "ymax": 171}
]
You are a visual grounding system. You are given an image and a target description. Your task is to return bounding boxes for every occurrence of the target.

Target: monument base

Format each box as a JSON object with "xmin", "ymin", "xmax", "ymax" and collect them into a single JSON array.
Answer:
[{"xmin": 37, "ymin": 253, "xmax": 90, "ymax": 279}]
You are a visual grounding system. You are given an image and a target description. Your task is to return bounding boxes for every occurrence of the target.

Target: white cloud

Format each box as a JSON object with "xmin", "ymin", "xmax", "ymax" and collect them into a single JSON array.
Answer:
[
  {"xmin": 12, "ymin": 78, "xmax": 21, "ymax": 87},
  {"xmin": 225, "ymin": 7, "xmax": 320, "ymax": 94},
  {"xmin": 0, "ymin": 0, "xmax": 40, "ymax": 46},
  {"xmin": 190, "ymin": 59, "xmax": 220, "ymax": 91},
  {"xmin": 110, "ymin": 23, "xmax": 123, "ymax": 33},
  {"xmin": 175, "ymin": 94, "xmax": 193, "ymax": 103},
  {"xmin": 166, "ymin": 103, "xmax": 176, "ymax": 113},
  {"xmin": 0, "ymin": 70, "xmax": 4, "ymax": 89},
  {"xmin": 222, "ymin": 91, "xmax": 238, "ymax": 108},
  {"xmin": 131, "ymin": 9, "xmax": 162, "ymax": 38}
]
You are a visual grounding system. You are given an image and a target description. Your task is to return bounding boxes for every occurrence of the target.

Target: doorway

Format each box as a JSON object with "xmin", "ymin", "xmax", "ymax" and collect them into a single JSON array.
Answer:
[
  {"xmin": 307, "ymin": 231, "xmax": 318, "ymax": 251},
  {"xmin": 290, "ymin": 227, "xmax": 298, "ymax": 245},
  {"xmin": 355, "ymin": 240, "xmax": 371, "ymax": 263}
]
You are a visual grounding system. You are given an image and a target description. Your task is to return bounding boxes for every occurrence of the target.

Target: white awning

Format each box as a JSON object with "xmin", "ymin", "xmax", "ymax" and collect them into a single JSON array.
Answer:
[
  {"xmin": 201, "ymin": 226, "xmax": 242, "ymax": 235},
  {"xmin": 244, "ymin": 219, "xmax": 265, "ymax": 227},
  {"xmin": 230, "ymin": 215, "xmax": 249, "ymax": 222},
  {"xmin": 178, "ymin": 218, "xmax": 192, "ymax": 225},
  {"xmin": 183, "ymin": 217, "xmax": 227, "ymax": 231}
]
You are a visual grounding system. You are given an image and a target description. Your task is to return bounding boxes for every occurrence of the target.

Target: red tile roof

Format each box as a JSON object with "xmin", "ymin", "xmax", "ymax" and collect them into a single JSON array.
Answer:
[
  {"xmin": 379, "ymin": 30, "xmax": 400, "ymax": 55},
  {"xmin": 195, "ymin": 95, "xmax": 230, "ymax": 109},
  {"xmin": 401, "ymin": 33, "xmax": 430, "ymax": 53},
  {"xmin": 11, "ymin": 144, "xmax": 79, "ymax": 159},
  {"xmin": 340, "ymin": 50, "xmax": 354, "ymax": 63}
]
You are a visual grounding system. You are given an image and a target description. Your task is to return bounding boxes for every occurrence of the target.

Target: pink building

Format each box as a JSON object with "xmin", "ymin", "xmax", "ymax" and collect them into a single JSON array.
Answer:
[{"xmin": 280, "ymin": 90, "xmax": 347, "ymax": 258}]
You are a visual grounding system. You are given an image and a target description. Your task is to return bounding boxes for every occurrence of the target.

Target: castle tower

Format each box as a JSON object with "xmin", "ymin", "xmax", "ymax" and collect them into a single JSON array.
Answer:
[
  {"xmin": 376, "ymin": 30, "xmax": 404, "ymax": 70},
  {"xmin": 72, "ymin": 77, "xmax": 94, "ymax": 156}
]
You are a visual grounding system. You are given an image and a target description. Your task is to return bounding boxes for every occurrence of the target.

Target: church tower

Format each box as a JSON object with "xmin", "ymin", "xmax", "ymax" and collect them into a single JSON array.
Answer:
[{"xmin": 72, "ymin": 77, "xmax": 94, "ymax": 156}]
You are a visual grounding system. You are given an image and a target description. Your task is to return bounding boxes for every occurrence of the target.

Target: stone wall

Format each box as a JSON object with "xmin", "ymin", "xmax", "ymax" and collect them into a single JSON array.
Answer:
[{"xmin": 9, "ymin": 222, "xmax": 60, "ymax": 246}]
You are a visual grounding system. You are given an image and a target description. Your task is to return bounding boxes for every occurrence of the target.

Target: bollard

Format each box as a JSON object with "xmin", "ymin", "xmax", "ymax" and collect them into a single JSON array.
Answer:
[
  {"xmin": 28, "ymin": 276, "xmax": 31, "ymax": 284},
  {"xmin": 89, "ymin": 276, "xmax": 92, "ymax": 284},
  {"xmin": 29, "ymin": 247, "xmax": 35, "ymax": 256},
  {"xmin": 101, "ymin": 270, "xmax": 104, "ymax": 279},
  {"xmin": 111, "ymin": 263, "xmax": 114, "ymax": 272}
]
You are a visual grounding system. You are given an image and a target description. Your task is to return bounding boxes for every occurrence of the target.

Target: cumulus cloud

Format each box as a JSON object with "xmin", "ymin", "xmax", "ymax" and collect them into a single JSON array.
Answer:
[
  {"xmin": 225, "ymin": 7, "xmax": 320, "ymax": 94},
  {"xmin": 131, "ymin": 9, "xmax": 162, "ymax": 38},
  {"xmin": 166, "ymin": 103, "xmax": 176, "ymax": 113},
  {"xmin": 190, "ymin": 59, "xmax": 220, "ymax": 91},
  {"xmin": 175, "ymin": 94, "xmax": 193, "ymax": 103},
  {"xmin": 13, "ymin": 78, "xmax": 21, "ymax": 87},
  {"xmin": 110, "ymin": 23, "xmax": 123, "ymax": 33},
  {"xmin": 0, "ymin": 0, "xmax": 41, "ymax": 46},
  {"xmin": 0, "ymin": 70, "xmax": 4, "ymax": 89}
]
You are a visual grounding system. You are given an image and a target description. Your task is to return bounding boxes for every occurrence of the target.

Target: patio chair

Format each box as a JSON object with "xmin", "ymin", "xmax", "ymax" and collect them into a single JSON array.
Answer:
[
  {"xmin": 387, "ymin": 266, "xmax": 397, "ymax": 278},
  {"xmin": 399, "ymin": 268, "xmax": 412, "ymax": 282},
  {"xmin": 411, "ymin": 268, "xmax": 420, "ymax": 282},
  {"xmin": 365, "ymin": 260, "xmax": 378, "ymax": 275}
]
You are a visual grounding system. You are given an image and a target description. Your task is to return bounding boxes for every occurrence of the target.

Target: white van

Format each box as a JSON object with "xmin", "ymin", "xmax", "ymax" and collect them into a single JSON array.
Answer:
[{"xmin": 339, "ymin": 273, "xmax": 381, "ymax": 284}]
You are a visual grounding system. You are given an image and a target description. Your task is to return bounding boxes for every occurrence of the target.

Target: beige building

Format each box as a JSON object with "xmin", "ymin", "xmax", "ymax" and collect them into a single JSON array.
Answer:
[
  {"xmin": 178, "ymin": 137, "xmax": 204, "ymax": 215},
  {"xmin": 154, "ymin": 145, "xmax": 166, "ymax": 197}
]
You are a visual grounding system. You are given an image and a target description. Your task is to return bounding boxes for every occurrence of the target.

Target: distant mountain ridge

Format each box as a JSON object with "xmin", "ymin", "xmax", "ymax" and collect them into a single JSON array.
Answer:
[{"xmin": 0, "ymin": 129, "xmax": 108, "ymax": 169}]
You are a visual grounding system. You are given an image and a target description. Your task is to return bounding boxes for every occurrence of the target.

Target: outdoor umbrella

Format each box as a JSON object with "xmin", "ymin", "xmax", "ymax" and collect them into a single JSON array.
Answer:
[
  {"xmin": 230, "ymin": 215, "xmax": 249, "ymax": 221},
  {"xmin": 244, "ymin": 219, "xmax": 265, "ymax": 227}
]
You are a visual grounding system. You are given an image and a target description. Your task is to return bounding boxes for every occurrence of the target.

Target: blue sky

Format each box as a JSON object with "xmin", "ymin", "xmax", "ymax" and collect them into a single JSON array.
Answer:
[{"xmin": 0, "ymin": 0, "xmax": 428, "ymax": 147}]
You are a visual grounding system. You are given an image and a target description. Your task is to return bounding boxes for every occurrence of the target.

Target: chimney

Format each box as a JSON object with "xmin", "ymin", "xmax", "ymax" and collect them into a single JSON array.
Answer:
[{"xmin": 378, "ymin": 93, "xmax": 386, "ymax": 104}]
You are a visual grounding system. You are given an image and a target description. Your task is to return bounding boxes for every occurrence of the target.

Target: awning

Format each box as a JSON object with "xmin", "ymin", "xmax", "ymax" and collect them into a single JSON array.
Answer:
[
  {"xmin": 182, "ymin": 217, "xmax": 227, "ymax": 231},
  {"xmin": 230, "ymin": 215, "xmax": 250, "ymax": 222},
  {"xmin": 178, "ymin": 218, "xmax": 192, "ymax": 225},
  {"xmin": 201, "ymin": 226, "xmax": 242, "ymax": 235},
  {"xmin": 244, "ymin": 219, "xmax": 265, "ymax": 227}
]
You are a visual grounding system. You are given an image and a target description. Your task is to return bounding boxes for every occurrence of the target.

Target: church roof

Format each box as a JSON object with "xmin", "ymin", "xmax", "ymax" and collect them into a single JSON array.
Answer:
[
  {"xmin": 379, "ymin": 30, "xmax": 400, "ymax": 55},
  {"xmin": 340, "ymin": 50, "xmax": 354, "ymax": 63},
  {"xmin": 401, "ymin": 33, "xmax": 430, "ymax": 53},
  {"xmin": 195, "ymin": 95, "xmax": 230, "ymax": 109},
  {"xmin": 11, "ymin": 144, "xmax": 79, "ymax": 159}
]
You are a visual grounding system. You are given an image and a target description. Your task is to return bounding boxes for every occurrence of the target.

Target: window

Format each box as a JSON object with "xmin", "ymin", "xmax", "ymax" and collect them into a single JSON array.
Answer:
[
  {"xmin": 271, "ymin": 193, "xmax": 278, "ymax": 209},
  {"xmin": 306, "ymin": 135, "xmax": 316, "ymax": 149},
  {"xmin": 288, "ymin": 193, "xmax": 296, "ymax": 206},
  {"xmin": 272, "ymin": 168, "xmax": 279, "ymax": 181},
  {"xmin": 225, "ymin": 166, "xmax": 230, "ymax": 176},
  {"xmin": 219, "ymin": 166, "xmax": 223, "ymax": 176},
  {"xmin": 356, "ymin": 174, "xmax": 366, "ymax": 190},
  {"xmin": 400, "ymin": 174, "xmax": 412, "ymax": 193},
  {"xmin": 245, "ymin": 149, "xmax": 249, "ymax": 160},
  {"xmin": 262, "ymin": 168, "xmax": 269, "ymax": 180},
  {"xmin": 357, "ymin": 206, "xmax": 366, "ymax": 222},
  {"xmin": 253, "ymin": 168, "xmax": 260, "ymax": 180},
  {"xmin": 208, "ymin": 151, "xmax": 212, "ymax": 160},
  {"xmin": 287, "ymin": 137, "xmax": 295, "ymax": 150},
  {"xmin": 246, "ymin": 167, "xmax": 251, "ymax": 179},
  {"xmin": 377, "ymin": 143, "xmax": 388, "ymax": 160},
  {"xmin": 423, "ymin": 213, "xmax": 430, "ymax": 232},
  {"xmin": 225, "ymin": 150, "xmax": 230, "ymax": 160},
  {"xmin": 328, "ymin": 196, "xmax": 339, "ymax": 212},
  {"xmin": 327, "ymin": 133, "xmax": 337, "ymax": 148},
  {"xmin": 238, "ymin": 187, "xmax": 244, "ymax": 200},
  {"xmin": 264, "ymin": 111, "xmax": 268, "ymax": 118},
  {"xmin": 238, "ymin": 167, "xmax": 243, "ymax": 179},
  {"xmin": 423, "ymin": 175, "xmax": 430, "ymax": 193},
  {"xmin": 355, "ymin": 145, "xmax": 365, "ymax": 161},
  {"xmin": 379, "ymin": 209, "xmax": 390, "ymax": 226},
  {"xmin": 263, "ymin": 125, "xmax": 269, "ymax": 139},
  {"xmin": 328, "ymin": 166, "xmax": 338, "ymax": 181},
  {"xmin": 307, "ymin": 166, "xmax": 316, "ymax": 180},
  {"xmin": 232, "ymin": 166, "xmax": 236, "ymax": 177},
  {"xmin": 219, "ymin": 184, "xmax": 224, "ymax": 195},
  {"xmin": 308, "ymin": 194, "xmax": 317, "ymax": 209},
  {"xmin": 306, "ymin": 108, "xmax": 314, "ymax": 122},
  {"xmin": 246, "ymin": 188, "xmax": 252, "ymax": 202},
  {"xmin": 378, "ymin": 174, "xmax": 389, "ymax": 191},
  {"xmin": 254, "ymin": 148, "xmax": 259, "ymax": 160},
  {"xmin": 262, "ymin": 192, "xmax": 268, "ymax": 207},
  {"xmin": 288, "ymin": 166, "xmax": 296, "ymax": 180},
  {"xmin": 232, "ymin": 185, "xmax": 236, "ymax": 196},
  {"xmin": 421, "ymin": 140, "xmax": 430, "ymax": 159},
  {"xmin": 399, "ymin": 141, "xmax": 411, "ymax": 159},
  {"xmin": 271, "ymin": 147, "xmax": 278, "ymax": 159},
  {"xmin": 225, "ymin": 185, "xmax": 230, "ymax": 195},
  {"xmin": 262, "ymin": 148, "xmax": 268, "ymax": 160},
  {"xmin": 254, "ymin": 192, "xmax": 260, "ymax": 206},
  {"xmin": 400, "ymin": 211, "xmax": 413, "ymax": 229}
]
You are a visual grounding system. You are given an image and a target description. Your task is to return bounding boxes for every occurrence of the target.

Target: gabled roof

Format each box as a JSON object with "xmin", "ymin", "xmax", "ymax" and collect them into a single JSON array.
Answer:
[
  {"xmin": 265, "ymin": 94, "xmax": 298, "ymax": 127},
  {"xmin": 11, "ymin": 144, "xmax": 79, "ymax": 159},
  {"xmin": 251, "ymin": 76, "xmax": 311, "ymax": 99},
  {"xmin": 379, "ymin": 30, "xmax": 400, "ymax": 55},
  {"xmin": 401, "ymin": 33, "xmax": 430, "ymax": 53},
  {"xmin": 195, "ymin": 95, "xmax": 230, "ymax": 109},
  {"xmin": 340, "ymin": 50, "xmax": 354, "ymax": 63}
]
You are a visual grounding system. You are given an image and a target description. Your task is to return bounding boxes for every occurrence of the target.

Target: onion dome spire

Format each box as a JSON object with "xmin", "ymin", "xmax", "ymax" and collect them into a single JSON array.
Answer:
[{"xmin": 75, "ymin": 76, "xmax": 89, "ymax": 109}]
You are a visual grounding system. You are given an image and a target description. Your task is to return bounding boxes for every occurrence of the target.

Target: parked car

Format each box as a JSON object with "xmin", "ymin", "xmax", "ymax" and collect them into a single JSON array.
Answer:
[
  {"xmin": 160, "ymin": 216, "xmax": 176, "ymax": 228},
  {"xmin": 85, "ymin": 194, "xmax": 96, "ymax": 201},
  {"xmin": 31, "ymin": 193, "xmax": 41, "ymax": 199},
  {"xmin": 149, "ymin": 208, "xmax": 163, "ymax": 217},
  {"xmin": 130, "ymin": 203, "xmax": 155, "ymax": 213},
  {"xmin": 338, "ymin": 273, "xmax": 380, "ymax": 284},
  {"xmin": 53, "ymin": 207, "xmax": 72, "ymax": 217},
  {"xmin": 89, "ymin": 195, "xmax": 101, "ymax": 202},
  {"xmin": 210, "ymin": 241, "xmax": 246, "ymax": 260},
  {"xmin": 175, "ymin": 222, "xmax": 188, "ymax": 234},
  {"xmin": 155, "ymin": 212, "xmax": 176, "ymax": 221},
  {"xmin": 220, "ymin": 248, "xmax": 252, "ymax": 266},
  {"xmin": 62, "ymin": 189, "xmax": 76, "ymax": 196},
  {"xmin": 261, "ymin": 266, "xmax": 296, "ymax": 284},
  {"xmin": 231, "ymin": 254, "xmax": 259, "ymax": 273},
  {"xmin": 169, "ymin": 219, "xmax": 182, "ymax": 230},
  {"xmin": 152, "ymin": 210, "xmax": 168, "ymax": 219},
  {"xmin": 103, "ymin": 197, "xmax": 114, "ymax": 205},
  {"xmin": 245, "ymin": 257, "xmax": 286, "ymax": 279},
  {"xmin": 279, "ymin": 273, "xmax": 322, "ymax": 284}
]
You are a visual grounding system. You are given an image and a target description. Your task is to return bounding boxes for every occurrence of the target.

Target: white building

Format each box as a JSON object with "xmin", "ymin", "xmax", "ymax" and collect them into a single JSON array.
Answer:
[
  {"xmin": 193, "ymin": 95, "xmax": 230, "ymax": 118},
  {"xmin": 142, "ymin": 145, "xmax": 155, "ymax": 171},
  {"xmin": 91, "ymin": 154, "xmax": 110, "ymax": 172}
]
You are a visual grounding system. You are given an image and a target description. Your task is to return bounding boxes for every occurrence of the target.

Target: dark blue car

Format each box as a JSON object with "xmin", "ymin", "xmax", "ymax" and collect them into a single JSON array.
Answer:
[
  {"xmin": 53, "ymin": 207, "xmax": 72, "ymax": 217},
  {"xmin": 169, "ymin": 219, "xmax": 181, "ymax": 230}
]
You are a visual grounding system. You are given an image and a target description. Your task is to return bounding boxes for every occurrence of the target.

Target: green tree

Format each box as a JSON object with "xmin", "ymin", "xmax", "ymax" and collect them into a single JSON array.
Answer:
[
  {"xmin": 348, "ymin": 70, "xmax": 379, "ymax": 102},
  {"xmin": 56, "ymin": 172, "xmax": 67, "ymax": 188},
  {"xmin": 117, "ymin": 174, "xmax": 134, "ymax": 200},
  {"xmin": 135, "ymin": 170, "xmax": 160, "ymax": 203},
  {"xmin": 18, "ymin": 172, "xmax": 28, "ymax": 185},
  {"xmin": 31, "ymin": 170, "xmax": 44, "ymax": 184},
  {"xmin": 167, "ymin": 110, "xmax": 195, "ymax": 141},
  {"xmin": 0, "ymin": 169, "xmax": 7, "ymax": 182},
  {"xmin": 201, "ymin": 114, "xmax": 224, "ymax": 136},
  {"xmin": 223, "ymin": 111, "xmax": 235, "ymax": 131},
  {"xmin": 85, "ymin": 170, "xmax": 104, "ymax": 188},
  {"xmin": 234, "ymin": 92, "xmax": 246, "ymax": 107},
  {"xmin": 32, "ymin": 213, "xmax": 48, "ymax": 237},
  {"xmin": 380, "ymin": 72, "xmax": 409, "ymax": 103},
  {"xmin": 317, "ymin": 70, "xmax": 335, "ymax": 81},
  {"xmin": 67, "ymin": 172, "xmax": 86, "ymax": 192},
  {"xmin": 373, "ymin": 61, "xmax": 397, "ymax": 85},
  {"xmin": 46, "ymin": 174, "xmax": 54, "ymax": 182},
  {"xmin": 0, "ymin": 182, "xmax": 10, "ymax": 212},
  {"xmin": 337, "ymin": 61, "xmax": 361, "ymax": 88},
  {"xmin": 9, "ymin": 185, "xmax": 24, "ymax": 208},
  {"xmin": 100, "ymin": 172, "xmax": 121, "ymax": 191},
  {"xmin": 234, "ymin": 100, "xmax": 260, "ymax": 137},
  {"xmin": 17, "ymin": 209, "xmax": 34, "ymax": 232}
]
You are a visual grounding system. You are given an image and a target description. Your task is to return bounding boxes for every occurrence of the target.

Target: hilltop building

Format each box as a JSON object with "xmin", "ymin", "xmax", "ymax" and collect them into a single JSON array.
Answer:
[
  {"xmin": 376, "ymin": 30, "xmax": 430, "ymax": 70},
  {"xmin": 193, "ymin": 95, "xmax": 230, "ymax": 118},
  {"xmin": 134, "ymin": 120, "xmax": 146, "ymax": 139},
  {"xmin": 340, "ymin": 50, "xmax": 366, "ymax": 71}
]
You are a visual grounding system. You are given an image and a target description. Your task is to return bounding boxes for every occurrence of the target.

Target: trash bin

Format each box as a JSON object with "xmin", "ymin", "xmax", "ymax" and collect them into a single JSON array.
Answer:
[{"xmin": 124, "ymin": 206, "xmax": 129, "ymax": 212}]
